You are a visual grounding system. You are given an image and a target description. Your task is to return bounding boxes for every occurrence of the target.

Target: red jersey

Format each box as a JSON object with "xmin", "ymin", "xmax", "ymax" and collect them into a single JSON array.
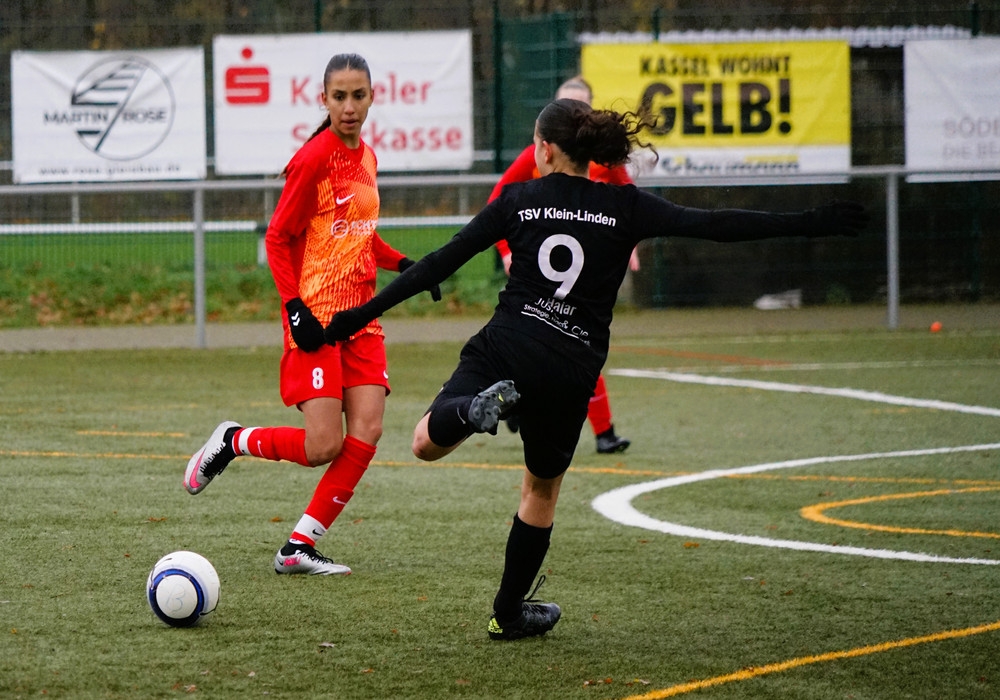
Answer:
[
  {"xmin": 266, "ymin": 129, "xmax": 404, "ymax": 346},
  {"xmin": 488, "ymin": 144, "xmax": 633, "ymax": 259}
]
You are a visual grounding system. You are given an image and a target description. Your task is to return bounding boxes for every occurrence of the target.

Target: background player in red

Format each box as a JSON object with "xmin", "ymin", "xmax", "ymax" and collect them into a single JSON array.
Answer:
[
  {"xmin": 184, "ymin": 53, "xmax": 438, "ymax": 575},
  {"xmin": 490, "ymin": 76, "xmax": 634, "ymax": 454}
]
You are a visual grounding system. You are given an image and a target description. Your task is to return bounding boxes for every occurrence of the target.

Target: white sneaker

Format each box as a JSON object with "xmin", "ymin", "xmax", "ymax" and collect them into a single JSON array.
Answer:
[
  {"xmin": 184, "ymin": 421, "xmax": 240, "ymax": 495},
  {"xmin": 274, "ymin": 543, "xmax": 351, "ymax": 576}
]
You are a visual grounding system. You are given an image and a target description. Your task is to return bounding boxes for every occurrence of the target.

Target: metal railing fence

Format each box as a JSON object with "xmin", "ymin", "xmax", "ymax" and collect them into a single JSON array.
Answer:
[{"xmin": 1, "ymin": 168, "xmax": 997, "ymax": 346}]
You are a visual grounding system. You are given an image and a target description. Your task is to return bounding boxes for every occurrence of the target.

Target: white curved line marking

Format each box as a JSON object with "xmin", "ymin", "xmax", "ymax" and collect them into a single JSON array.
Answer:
[
  {"xmin": 609, "ymin": 369, "xmax": 1000, "ymax": 418},
  {"xmin": 592, "ymin": 444, "xmax": 1000, "ymax": 565}
]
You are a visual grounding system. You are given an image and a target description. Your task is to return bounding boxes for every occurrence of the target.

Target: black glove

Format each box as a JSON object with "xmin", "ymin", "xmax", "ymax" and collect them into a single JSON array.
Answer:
[
  {"xmin": 284, "ymin": 298, "xmax": 325, "ymax": 352},
  {"xmin": 325, "ymin": 307, "xmax": 372, "ymax": 344},
  {"xmin": 398, "ymin": 257, "xmax": 442, "ymax": 302},
  {"xmin": 804, "ymin": 200, "xmax": 870, "ymax": 237}
]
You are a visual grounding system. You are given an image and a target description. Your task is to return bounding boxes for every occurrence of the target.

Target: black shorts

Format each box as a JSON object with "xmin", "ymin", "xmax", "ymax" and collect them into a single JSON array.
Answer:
[{"xmin": 427, "ymin": 324, "xmax": 598, "ymax": 479}]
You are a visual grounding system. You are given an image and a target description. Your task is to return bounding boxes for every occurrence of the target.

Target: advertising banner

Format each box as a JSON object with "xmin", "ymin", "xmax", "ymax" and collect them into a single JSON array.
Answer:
[
  {"xmin": 581, "ymin": 41, "xmax": 851, "ymax": 178},
  {"xmin": 905, "ymin": 38, "xmax": 1000, "ymax": 180},
  {"xmin": 11, "ymin": 48, "xmax": 206, "ymax": 183},
  {"xmin": 213, "ymin": 31, "xmax": 473, "ymax": 174}
]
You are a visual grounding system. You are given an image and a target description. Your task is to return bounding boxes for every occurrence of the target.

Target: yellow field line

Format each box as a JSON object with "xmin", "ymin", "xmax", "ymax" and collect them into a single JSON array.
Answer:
[
  {"xmin": 7, "ymin": 448, "xmax": 998, "ymax": 488},
  {"xmin": 76, "ymin": 429, "xmax": 187, "ymax": 437},
  {"xmin": 801, "ymin": 487, "xmax": 1000, "ymax": 539},
  {"xmin": 733, "ymin": 473, "xmax": 1000, "ymax": 487},
  {"xmin": 619, "ymin": 619, "xmax": 1000, "ymax": 699},
  {"xmin": 0, "ymin": 449, "xmax": 181, "ymax": 460}
]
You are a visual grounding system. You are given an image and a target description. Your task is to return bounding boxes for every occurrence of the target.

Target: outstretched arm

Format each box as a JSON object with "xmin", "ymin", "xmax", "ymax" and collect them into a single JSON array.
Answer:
[
  {"xmin": 645, "ymin": 197, "xmax": 870, "ymax": 243},
  {"xmin": 326, "ymin": 204, "xmax": 505, "ymax": 342}
]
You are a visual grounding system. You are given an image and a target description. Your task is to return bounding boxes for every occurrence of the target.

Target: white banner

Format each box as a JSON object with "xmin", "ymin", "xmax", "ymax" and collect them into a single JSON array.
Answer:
[
  {"xmin": 905, "ymin": 38, "xmax": 1000, "ymax": 180},
  {"xmin": 213, "ymin": 31, "xmax": 473, "ymax": 174},
  {"xmin": 11, "ymin": 48, "xmax": 206, "ymax": 183}
]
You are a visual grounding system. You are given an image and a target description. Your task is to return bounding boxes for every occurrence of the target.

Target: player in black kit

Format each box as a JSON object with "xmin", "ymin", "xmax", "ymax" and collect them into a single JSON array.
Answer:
[{"xmin": 325, "ymin": 97, "xmax": 868, "ymax": 641}]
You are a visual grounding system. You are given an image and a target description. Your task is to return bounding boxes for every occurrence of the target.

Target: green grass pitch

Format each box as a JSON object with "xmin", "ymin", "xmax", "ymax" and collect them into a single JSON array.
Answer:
[{"xmin": 1, "ymin": 311, "xmax": 999, "ymax": 698}]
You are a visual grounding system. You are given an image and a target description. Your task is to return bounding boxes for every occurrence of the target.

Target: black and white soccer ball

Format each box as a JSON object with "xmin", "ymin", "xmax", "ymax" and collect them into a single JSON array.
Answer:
[{"xmin": 146, "ymin": 550, "xmax": 220, "ymax": 627}]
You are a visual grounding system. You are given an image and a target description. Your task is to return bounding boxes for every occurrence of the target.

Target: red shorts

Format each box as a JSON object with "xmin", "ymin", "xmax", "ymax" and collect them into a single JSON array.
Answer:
[{"xmin": 279, "ymin": 332, "xmax": 390, "ymax": 407}]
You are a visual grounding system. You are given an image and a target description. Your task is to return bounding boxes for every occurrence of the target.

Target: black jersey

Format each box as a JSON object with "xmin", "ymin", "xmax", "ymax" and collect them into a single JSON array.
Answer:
[{"xmin": 344, "ymin": 172, "xmax": 840, "ymax": 372}]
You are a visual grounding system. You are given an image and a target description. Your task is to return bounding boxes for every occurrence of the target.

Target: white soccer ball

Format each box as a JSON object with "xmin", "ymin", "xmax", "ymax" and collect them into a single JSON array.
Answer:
[{"xmin": 146, "ymin": 550, "xmax": 220, "ymax": 627}]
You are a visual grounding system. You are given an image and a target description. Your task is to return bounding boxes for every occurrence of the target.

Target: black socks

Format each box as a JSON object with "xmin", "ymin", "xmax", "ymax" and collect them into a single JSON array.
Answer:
[
  {"xmin": 492, "ymin": 514, "xmax": 553, "ymax": 624},
  {"xmin": 426, "ymin": 396, "xmax": 475, "ymax": 447}
]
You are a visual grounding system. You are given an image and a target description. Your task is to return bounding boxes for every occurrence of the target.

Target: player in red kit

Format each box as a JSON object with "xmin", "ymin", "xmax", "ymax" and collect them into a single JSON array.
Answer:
[{"xmin": 184, "ymin": 53, "xmax": 438, "ymax": 575}]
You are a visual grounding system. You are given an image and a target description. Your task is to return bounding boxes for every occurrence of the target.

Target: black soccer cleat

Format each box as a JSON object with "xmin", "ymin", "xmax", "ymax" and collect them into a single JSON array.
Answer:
[
  {"xmin": 487, "ymin": 601, "xmax": 562, "ymax": 641},
  {"xmin": 596, "ymin": 426, "xmax": 631, "ymax": 454},
  {"xmin": 467, "ymin": 380, "xmax": 519, "ymax": 435},
  {"xmin": 487, "ymin": 575, "xmax": 561, "ymax": 641}
]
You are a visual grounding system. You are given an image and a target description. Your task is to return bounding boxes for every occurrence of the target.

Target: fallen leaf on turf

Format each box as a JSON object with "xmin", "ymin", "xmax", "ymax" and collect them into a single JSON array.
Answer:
[{"xmin": 683, "ymin": 542, "xmax": 700, "ymax": 548}]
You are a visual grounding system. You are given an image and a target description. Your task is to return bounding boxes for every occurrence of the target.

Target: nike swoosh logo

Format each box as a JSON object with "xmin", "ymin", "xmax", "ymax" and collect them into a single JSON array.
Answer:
[
  {"xmin": 311, "ymin": 528, "xmax": 324, "ymax": 538},
  {"xmin": 336, "ymin": 193, "xmax": 355, "ymax": 205},
  {"xmin": 332, "ymin": 496, "xmax": 348, "ymax": 505}
]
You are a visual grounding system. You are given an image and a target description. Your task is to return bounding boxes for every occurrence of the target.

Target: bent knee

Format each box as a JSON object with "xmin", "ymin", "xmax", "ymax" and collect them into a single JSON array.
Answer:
[
  {"xmin": 411, "ymin": 440, "xmax": 435, "ymax": 461},
  {"xmin": 412, "ymin": 434, "xmax": 455, "ymax": 462},
  {"xmin": 305, "ymin": 440, "xmax": 342, "ymax": 467}
]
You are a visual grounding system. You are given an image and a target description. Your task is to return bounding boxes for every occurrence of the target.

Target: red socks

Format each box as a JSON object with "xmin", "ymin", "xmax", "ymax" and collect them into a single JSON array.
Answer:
[
  {"xmin": 231, "ymin": 427, "xmax": 376, "ymax": 548},
  {"xmin": 587, "ymin": 374, "xmax": 614, "ymax": 435},
  {"xmin": 293, "ymin": 435, "xmax": 376, "ymax": 545},
  {"xmin": 233, "ymin": 426, "xmax": 310, "ymax": 466}
]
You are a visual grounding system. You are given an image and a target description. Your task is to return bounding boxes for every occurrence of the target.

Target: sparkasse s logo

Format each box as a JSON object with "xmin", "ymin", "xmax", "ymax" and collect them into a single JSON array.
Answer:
[
  {"xmin": 56, "ymin": 55, "xmax": 176, "ymax": 160},
  {"xmin": 224, "ymin": 47, "xmax": 270, "ymax": 104}
]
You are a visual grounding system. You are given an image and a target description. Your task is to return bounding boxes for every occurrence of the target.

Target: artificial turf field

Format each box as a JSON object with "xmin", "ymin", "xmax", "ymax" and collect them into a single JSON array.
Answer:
[{"xmin": 1, "ymin": 305, "xmax": 999, "ymax": 699}]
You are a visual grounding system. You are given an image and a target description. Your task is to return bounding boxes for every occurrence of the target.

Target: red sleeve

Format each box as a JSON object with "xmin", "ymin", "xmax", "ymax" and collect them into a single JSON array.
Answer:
[
  {"xmin": 489, "ymin": 145, "xmax": 536, "ymax": 260},
  {"xmin": 372, "ymin": 232, "xmax": 406, "ymax": 271},
  {"xmin": 488, "ymin": 145, "xmax": 537, "ymax": 203},
  {"xmin": 590, "ymin": 163, "xmax": 633, "ymax": 186},
  {"xmin": 265, "ymin": 154, "xmax": 319, "ymax": 303}
]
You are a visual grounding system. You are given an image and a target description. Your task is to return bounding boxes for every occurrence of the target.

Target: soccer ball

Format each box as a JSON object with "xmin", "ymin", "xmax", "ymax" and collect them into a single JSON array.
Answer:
[{"xmin": 146, "ymin": 550, "xmax": 220, "ymax": 627}]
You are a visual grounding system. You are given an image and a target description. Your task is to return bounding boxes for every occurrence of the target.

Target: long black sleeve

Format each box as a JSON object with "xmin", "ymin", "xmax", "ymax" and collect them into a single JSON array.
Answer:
[
  {"xmin": 634, "ymin": 194, "xmax": 868, "ymax": 243},
  {"xmin": 325, "ymin": 204, "xmax": 506, "ymax": 341}
]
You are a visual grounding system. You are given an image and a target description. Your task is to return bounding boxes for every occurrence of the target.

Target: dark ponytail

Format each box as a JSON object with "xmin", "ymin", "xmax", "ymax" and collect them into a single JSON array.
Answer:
[{"xmin": 536, "ymin": 98, "xmax": 655, "ymax": 169}]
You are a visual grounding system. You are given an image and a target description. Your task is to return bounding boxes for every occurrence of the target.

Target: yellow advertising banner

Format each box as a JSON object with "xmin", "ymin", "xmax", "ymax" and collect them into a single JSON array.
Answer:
[{"xmin": 581, "ymin": 41, "xmax": 851, "ymax": 177}]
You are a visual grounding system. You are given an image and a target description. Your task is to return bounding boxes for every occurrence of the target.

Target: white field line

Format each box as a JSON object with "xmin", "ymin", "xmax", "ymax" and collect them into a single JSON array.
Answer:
[
  {"xmin": 592, "ymin": 444, "xmax": 1000, "ymax": 565},
  {"xmin": 609, "ymin": 369, "xmax": 1000, "ymax": 418},
  {"xmin": 626, "ymin": 359, "xmax": 1000, "ymax": 373},
  {"xmin": 594, "ymin": 369, "xmax": 1000, "ymax": 563}
]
